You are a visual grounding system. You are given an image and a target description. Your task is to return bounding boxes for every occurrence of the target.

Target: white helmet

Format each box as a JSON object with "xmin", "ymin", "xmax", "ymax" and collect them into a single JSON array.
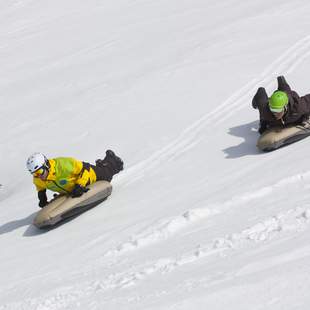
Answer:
[{"xmin": 26, "ymin": 153, "xmax": 48, "ymax": 174}]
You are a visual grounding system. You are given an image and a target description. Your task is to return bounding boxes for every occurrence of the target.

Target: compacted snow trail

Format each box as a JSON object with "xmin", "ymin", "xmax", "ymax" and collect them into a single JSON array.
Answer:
[
  {"xmin": 118, "ymin": 34, "xmax": 310, "ymax": 189},
  {"xmin": 1, "ymin": 0, "xmax": 310, "ymax": 309}
]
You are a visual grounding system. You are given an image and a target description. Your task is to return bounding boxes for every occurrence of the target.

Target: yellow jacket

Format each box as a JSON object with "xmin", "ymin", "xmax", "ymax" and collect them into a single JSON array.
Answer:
[{"xmin": 33, "ymin": 157, "xmax": 97, "ymax": 194}]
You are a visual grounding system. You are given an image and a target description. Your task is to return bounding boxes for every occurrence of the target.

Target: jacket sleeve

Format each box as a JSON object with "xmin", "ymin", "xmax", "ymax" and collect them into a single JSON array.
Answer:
[
  {"xmin": 296, "ymin": 94, "xmax": 310, "ymax": 117},
  {"xmin": 33, "ymin": 177, "xmax": 47, "ymax": 192},
  {"xmin": 277, "ymin": 76, "xmax": 292, "ymax": 92},
  {"xmin": 258, "ymin": 120, "xmax": 268, "ymax": 134},
  {"xmin": 252, "ymin": 87, "xmax": 268, "ymax": 109},
  {"xmin": 75, "ymin": 161, "xmax": 92, "ymax": 187}
]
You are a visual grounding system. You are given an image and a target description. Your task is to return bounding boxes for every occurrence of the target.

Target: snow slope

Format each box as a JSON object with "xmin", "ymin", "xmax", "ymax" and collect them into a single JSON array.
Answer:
[{"xmin": 1, "ymin": 0, "xmax": 310, "ymax": 309}]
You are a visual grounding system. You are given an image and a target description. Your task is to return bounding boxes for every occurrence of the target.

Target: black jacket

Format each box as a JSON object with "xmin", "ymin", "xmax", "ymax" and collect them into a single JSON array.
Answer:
[{"xmin": 252, "ymin": 76, "xmax": 310, "ymax": 134}]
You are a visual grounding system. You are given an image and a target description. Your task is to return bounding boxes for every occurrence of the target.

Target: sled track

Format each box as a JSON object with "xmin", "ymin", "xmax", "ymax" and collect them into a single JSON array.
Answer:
[
  {"xmin": 3, "ymin": 37, "xmax": 310, "ymax": 310},
  {"xmin": 2, "ymin": 171, "xmax": 310, "ymax": 309},
  {"xmin": 80, "ymin": 169, "xmax": 310, "ymax": 256},
  {"xmin": 118, "ymin": 35, "xmax": 310, "ymax": 185},
  {"xmin": 103, "ymin": 170, "xmax": 310, "ymax": 256},
  {"xmin": 3, "ymin": 205, "xmax": 310, "ymax": 310}
]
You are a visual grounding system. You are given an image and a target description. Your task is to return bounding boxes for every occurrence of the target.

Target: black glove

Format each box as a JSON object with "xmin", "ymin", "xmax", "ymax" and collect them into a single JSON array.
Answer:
[
  {"xmin": 39, "ymin": 200, "xmax": 48, "ymax": 208},
  {"xmin": 71, "ymin": 184, "xmax": 89, "ymax": 198},
  {"xmin": 38, "ymin": 190, "xmax": 48, "ymax": 208}
]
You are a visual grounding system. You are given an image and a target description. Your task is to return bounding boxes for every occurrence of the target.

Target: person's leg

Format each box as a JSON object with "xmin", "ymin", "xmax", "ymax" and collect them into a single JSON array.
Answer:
[
  {"xmin": 93, "ymin": 150, "xmax": 123, "ymax": 182},
  {"xmin": 252, "ymin": 87, "xmax": 268, "ymax": 109},
  {"xmin": 92, "ymin": 164, "xmax": 114, "ymax": 182}
]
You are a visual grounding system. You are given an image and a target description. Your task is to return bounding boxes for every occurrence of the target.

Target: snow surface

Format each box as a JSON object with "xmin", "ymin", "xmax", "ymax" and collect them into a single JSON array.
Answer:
[{"xmin": 1, "ymin": 0, "xmax": 310, "ymax": 309}]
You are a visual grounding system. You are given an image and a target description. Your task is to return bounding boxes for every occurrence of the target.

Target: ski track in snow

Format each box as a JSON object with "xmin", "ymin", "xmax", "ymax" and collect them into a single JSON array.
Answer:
[
  {"xmin": 2, "ymin": 206, "xmax": 310, "ymax": 310},
  {"xmin": 103, "ymin": 170, "xmax": 310, "ymax": 257},
  {"xmin": 102, "ymin": 208, "xmax": 220, "ymax": 257},
  {"xmin": 2, "ymin": 16, "xmax": 310, "ymax": 307},
  {"xmin": 4, "ymin": 41, "xmax": 310, "ymax": 307},
  {"xmin": 10, "ymin": 169, "xmax": 306, "ymax": 310},
  {"xmin": 2, "ymin": 162, "xmax": 310, "ymax": 309},
  {"xmin": 117, "ymin": 35, "xmax": 310, "ymax": 186},
  {"xmin": 3, "ymin": 128, "xmax": 308, "ymax": 309}
]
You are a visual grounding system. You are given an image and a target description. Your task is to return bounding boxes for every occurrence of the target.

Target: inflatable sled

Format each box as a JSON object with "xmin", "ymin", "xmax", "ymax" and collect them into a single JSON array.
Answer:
[
  {"xmin": 257, "ymin": 122, "xmax": 310, "ymax": 152},
  {"xmin": 33, "ymin": 181, "xmax": 112, "ymax": 229}
]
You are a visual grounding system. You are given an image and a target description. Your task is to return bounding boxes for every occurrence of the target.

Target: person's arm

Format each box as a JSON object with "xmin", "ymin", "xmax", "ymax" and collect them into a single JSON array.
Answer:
[
  {"xmin": 33, "ymin": 178, "xmax": 48, "ymax": 207},
  {"xmin": 38, "ymin": 189, "xmax": 48, "ymax": 208},
  {"xmin": 295, "ymin": 94, "xmax": 310, "ymax": 124},
  {"xmin": 258, "ymin": 120, "xmax": 268, "ymax": 134},
  {"xmin": 277, "ymin": 76, "xmax": 292, "ymax": 92},
  {"xmin": 70, "ymin": 159, "xmax": 91, "ymax": 197},
  {"xmin": 74, "ymin": 161, "xmax": 92, "ymax": 188},
  {"xmin": 38, "ymin": 190, "xmax": 48, "ymax": 208}
]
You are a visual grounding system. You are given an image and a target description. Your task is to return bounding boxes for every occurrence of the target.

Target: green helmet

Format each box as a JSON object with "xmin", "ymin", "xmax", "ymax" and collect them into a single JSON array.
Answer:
[{"xmin": 269, "ymin": 91, "xmax": 289, "ymax": 112}]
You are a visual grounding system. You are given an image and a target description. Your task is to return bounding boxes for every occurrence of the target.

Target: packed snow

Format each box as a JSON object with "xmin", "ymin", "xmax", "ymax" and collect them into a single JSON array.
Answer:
[{"xmin": 1, "ymin": 0, "xmax": 310, "ymax": 309}]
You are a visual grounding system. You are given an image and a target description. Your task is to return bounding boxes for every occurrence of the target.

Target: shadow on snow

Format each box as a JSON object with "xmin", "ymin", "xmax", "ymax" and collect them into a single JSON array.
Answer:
[
  {"xmin": 0, "ymin": 212, "xmax": 38, "ymax": 236},
  {"xmin": 223, "ymin": 120, "xmax": 261, "ymax": 158}
]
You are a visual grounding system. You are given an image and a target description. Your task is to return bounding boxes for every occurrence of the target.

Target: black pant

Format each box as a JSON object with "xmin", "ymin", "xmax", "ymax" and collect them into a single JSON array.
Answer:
[
  {"xmin": 91, "ymin": 164, "xmax": 115, "ymax": 182},
  {"xmin": 91, "ymin": 154, "xmax": 122, "ymax": 182}
]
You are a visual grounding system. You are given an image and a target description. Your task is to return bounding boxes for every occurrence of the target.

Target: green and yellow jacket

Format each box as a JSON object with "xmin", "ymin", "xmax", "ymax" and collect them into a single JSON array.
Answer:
[{"xmin": 33, "ymin": 157, "xmax": 97, "ymax": 194}]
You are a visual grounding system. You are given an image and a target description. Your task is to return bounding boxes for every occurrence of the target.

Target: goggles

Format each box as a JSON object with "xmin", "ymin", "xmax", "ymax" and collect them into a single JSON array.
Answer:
[
  {"xmin": 270, "ymin": 105, "xmax": 287, "ymax": 115},
  {"xmin": 270, "ymin": 107, "xmax": 284, "ymax": 113},
  {"xmin": 32, "ymin": 167, "xmax": 46, "ymax": 177}
]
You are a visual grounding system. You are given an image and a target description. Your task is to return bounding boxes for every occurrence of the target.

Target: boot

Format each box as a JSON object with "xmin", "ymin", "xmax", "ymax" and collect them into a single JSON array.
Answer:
[{"xmin": 96, "ymin": 150, "xmax": 124, "ymax": 173}]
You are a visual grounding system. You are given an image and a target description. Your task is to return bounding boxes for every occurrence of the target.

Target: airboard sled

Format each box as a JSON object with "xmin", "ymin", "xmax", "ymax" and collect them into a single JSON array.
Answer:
[
  {"xmin": 257, "ymin": 123, "xmax": 310, "ymax": 152},
  {"xmin": 33, "ymin": 181, "xmax": 112, "ymax": 229}
]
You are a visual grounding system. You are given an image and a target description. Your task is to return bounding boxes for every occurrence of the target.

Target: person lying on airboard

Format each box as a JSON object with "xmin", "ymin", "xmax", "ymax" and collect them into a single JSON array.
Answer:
[
  {"xmin": 252, "ymin": 76, "xmax": 310, "ymax": 134},
  {"xmin": 26, "ymin": 150, "xmax": 123, "ymax": 208}
]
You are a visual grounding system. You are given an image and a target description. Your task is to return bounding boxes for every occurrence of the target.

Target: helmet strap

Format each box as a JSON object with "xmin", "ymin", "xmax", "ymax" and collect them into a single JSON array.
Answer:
[{"xmin": 43, "ymin": 160, "xmax": 50, "ymax": 174}]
